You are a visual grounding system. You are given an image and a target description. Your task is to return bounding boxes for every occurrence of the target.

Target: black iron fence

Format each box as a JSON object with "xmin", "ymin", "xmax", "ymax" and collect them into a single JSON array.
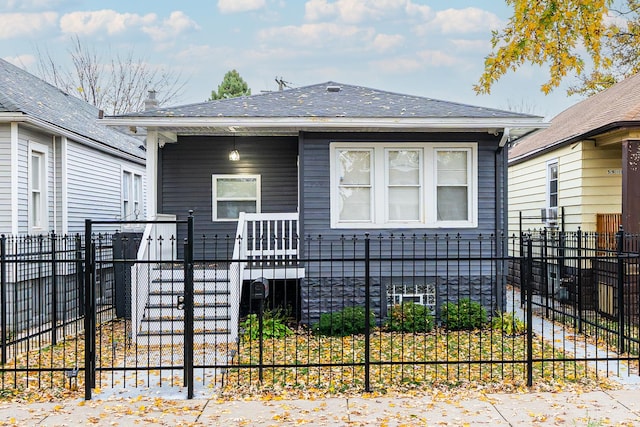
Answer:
[
  {"xmin": 1, "ymin": 227, "xmax": 639, "ymax": 399},
  {"xmin": 511, "ymin": 228, "xmax": 640, "ymax": 357},
  {"xmin": 0, "ymin": 232, "xmax": 118, "ymax": 392}
]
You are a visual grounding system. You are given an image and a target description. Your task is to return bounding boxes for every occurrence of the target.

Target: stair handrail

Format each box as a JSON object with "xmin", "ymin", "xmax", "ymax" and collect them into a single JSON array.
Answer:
[
  {"xmin": 230, "ymin": 212, "xmax": 247, "ymax": 308},
  {"xmin": 131, "ymin": 214, "xmax": 177, "ymax": 341}
]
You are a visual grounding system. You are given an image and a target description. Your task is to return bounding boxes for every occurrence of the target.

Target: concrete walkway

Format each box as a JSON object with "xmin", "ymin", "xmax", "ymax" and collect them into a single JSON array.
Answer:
[
  {"xmin": 2, "ymin": 388, "xmax": 640, "ymax": 426},
  {"xmin": 507, "ymin": 286, "xmax": 640, "ymax": 387}
]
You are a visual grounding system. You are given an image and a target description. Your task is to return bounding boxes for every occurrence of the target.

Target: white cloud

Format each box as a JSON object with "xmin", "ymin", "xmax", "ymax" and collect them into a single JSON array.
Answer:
[
  {"xmin": 371, "ymin": 33, "xmax": 403, "ymax": 52},
  {"xmin": 404, "ymin": 1, "xmax": 432, "ymax": 20},
  {"xmin": 0, "ymin": 12, "xmax": 57, "ymax": 39},
  {"xmin": 3, "ymin": 54, "xmax": 36, "ymax": 68},
  {"xmin": 60, "ymin": 10, "xmax": 156, "ymax": 36},
  {"xmin": 305, "ymin": 0, "xmax": 337, "ymax": 21},
  {"xmin": 218, "ymin": 0, "xmax": 266, "ymax": 14},
  {"xmin": 305, "ymin": 0, "xmax": 410, "ymax": 24},
  {"xmin": 142, "ymin": 11, "xmax": 200, "ymax": 42},
  {"xmin": 258, "ymin": 22, "xmax": 373, "ymax": 48},
  {"xmin": 429, "ymin": 8, "xmax": 501, "ymax": 34}
]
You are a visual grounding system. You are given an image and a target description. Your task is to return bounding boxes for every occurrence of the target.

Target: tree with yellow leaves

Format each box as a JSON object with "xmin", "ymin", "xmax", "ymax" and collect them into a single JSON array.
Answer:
[{"xmin": 475, "ymin": 0, "xmax": 640, "ymax": 96}]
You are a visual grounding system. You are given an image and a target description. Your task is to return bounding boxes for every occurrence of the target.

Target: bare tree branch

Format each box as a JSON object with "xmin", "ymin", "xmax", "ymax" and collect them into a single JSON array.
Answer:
[{"xmin": 33, "ymin": 35, "xmax": 187, "ymax": 114}]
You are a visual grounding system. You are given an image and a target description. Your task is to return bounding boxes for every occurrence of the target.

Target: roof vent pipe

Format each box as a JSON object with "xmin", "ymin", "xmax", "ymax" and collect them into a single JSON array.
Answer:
[{"xmin": 326, "ymin": 85, "xmax": 341, "ymax": 92}]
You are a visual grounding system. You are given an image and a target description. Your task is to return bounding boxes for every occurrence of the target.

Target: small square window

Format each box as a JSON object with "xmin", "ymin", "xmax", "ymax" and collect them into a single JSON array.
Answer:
[{"xmin": 212, "ymin": 175, "xmax": 261, "ymax": 220}]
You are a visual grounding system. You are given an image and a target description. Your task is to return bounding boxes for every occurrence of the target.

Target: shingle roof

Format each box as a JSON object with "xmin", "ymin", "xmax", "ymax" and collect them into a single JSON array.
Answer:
[
  {"xmin": 509, "ymin": 73, "xmax": 640, "ymax": 162},
  {"xmin": 0, "ymin": 59, "xmax": 145, "ymax": 160},
  {"xmin": 122, "ymin": 81, "xmax": 539, "ymax": 120}
]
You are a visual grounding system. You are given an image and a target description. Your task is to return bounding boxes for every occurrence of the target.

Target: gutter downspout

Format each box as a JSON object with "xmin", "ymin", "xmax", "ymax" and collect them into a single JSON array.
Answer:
[
  {"xmin": 52, "ymin": 136, "xmax": 57, "ymax": 234},
  {"xmin": 499, "ymin": 128, "xmax": 510, "ymax": 148}
]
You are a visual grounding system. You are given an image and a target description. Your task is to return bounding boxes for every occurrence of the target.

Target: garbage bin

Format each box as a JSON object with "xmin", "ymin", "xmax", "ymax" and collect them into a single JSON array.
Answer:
[{"xmin": 113, "ymin": 232, "xmax": 142, "ymax": 318}]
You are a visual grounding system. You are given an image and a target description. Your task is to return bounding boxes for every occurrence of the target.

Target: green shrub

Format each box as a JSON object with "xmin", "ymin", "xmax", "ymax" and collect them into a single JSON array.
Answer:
[
  {"xmin": 313, "ymin": 306, "xmax": 375, "ymax": 337},
  {"xmin": 385, "ymin": 302, "xmax": 434, "ymax": 333},
  {"xmin": 240, "ymin": 310, "xmax": 294, "ymax": 340},
  {"xmin": 441, "ymin": 298, "xmax": 487, "ymax": 330},
  {"xmin": 491, "ymin": 312, "xmax": 525, "ymax": 336}
]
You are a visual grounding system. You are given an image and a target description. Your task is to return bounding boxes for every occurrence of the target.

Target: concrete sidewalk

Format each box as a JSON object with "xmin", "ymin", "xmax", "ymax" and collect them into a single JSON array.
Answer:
[{"xmin": 2, "ymin": 388, "xmax": 640, "ymax": 426}]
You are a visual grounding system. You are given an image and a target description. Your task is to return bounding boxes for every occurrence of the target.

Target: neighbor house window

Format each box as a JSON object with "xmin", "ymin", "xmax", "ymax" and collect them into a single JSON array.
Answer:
[
  {"xmin": 212, "ymin": 175, "xmax": 261, "ymax": 220},
  {"xmin": 330, "ymin": 143, "xmax": 477, "ymax": 228},
  {"xmin": 29, "ymin": 142, "xmax": 48, "ymax": 231},
  {"xmin": 547, "ymin": 161, "xmax": 558, "ymax": 211},
  {"xmin": 122, "ymin": 170, "xmax": 143, "ymax": 220}
]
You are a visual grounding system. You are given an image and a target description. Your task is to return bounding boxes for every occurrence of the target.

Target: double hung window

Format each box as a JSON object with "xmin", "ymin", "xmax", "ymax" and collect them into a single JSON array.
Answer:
[
  {"xmin": 122, "ymin": 170, "xmax": 143, "ymax": 220},
  {"xmin": 29, "ymin": 142, "xmax": 48, "ymax": 231},
  {"xmin": 331, "ymin": 142, "xmax": 477, "ymax": 228}
]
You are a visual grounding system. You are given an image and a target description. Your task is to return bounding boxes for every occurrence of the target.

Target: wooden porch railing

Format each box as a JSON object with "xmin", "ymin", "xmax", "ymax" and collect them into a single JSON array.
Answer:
[{"xmin": 239, "ymin": 212, "xmax": 299, "ymax": 265}]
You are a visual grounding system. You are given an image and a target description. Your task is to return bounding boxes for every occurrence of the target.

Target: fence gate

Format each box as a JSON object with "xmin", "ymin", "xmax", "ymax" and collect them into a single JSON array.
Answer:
[{"xmin": 83, "ymin": 215, "xmax": 195, "ymax": 399}]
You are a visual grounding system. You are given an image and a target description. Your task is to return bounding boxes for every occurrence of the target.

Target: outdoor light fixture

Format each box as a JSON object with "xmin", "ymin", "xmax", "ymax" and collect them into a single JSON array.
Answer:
[{"xmin": 229, "ymin": 136, "xmax": 240, "ymax": 161}]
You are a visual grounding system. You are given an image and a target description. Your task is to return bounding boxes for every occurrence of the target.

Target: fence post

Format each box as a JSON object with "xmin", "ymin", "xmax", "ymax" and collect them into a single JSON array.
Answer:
[
  {"xmin": 51, "ymin": 232, "xmax": 58, "ymax": 346},
  {"xmin": 616, "ymin": 226, "xmax": 625, "ymax": 354},
  {"xmin": 364, "ymin": 233, "xmax": 371, "ymax": 393},
  {"xmin": 1, "ymin": 235, "xmax": 6, "ymax": 365},
  {"xmin": 577, "ymin": 227, "xmax": 583, "ymax": 334},
  {"xmin": 525, "ymin": 237, "xmax": 534, "ymax": 387},
  {"xmin": 184, "ymin": 211, "xmax": 195, "ymax": 399},
  {"xmin": 84, "ymin": 220, "xmax": 94, "ymax": 400},
  {"xmin": 542, "ymin": 230, "xmax": 549, "ymax": 319},
  {"xmin": 75, "ymin": 235, "xmax": 84, "ymax": 317}
]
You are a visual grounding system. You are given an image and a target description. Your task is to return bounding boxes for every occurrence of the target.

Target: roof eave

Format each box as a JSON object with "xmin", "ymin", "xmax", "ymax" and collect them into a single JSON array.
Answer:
[
  {"xmin": 0, "ymin": 112, "xmax": 145, "ymax": 164},
  {"xmin": 508, "ymin": 121, "xmax": 640, "ymax": 166},
  {"xmin": 100, "ymin": 116, "xmax": 548, "ymax": 134}
]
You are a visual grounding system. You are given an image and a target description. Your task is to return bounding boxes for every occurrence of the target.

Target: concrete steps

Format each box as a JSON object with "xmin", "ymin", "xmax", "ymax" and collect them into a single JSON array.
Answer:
[{"xmin": 136, "ymin": 266, "xmax": 238, "ymax": 346}]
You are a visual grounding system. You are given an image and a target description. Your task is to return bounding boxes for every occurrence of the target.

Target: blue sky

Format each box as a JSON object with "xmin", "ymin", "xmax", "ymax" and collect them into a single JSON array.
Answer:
[{"xmin": 1, "ymin": 0, "xmax": 586, "ymax": 119}]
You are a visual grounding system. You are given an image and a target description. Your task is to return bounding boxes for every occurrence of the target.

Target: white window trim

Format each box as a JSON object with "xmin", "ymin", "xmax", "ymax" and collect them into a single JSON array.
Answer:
[
  {"xmin": 212, "ymin": 174, "xmax": 261, "ymax": 221},
  {"xmin": 28, "ymin": 141, "xmax": 49, "ymax": 232},
  {"xmin": 330, "ymin": 142, "xmax": 478, "ymax": 229},
  {"xmin": 121, "ymin": 168, "xmax": 143, "ymax": 221}
]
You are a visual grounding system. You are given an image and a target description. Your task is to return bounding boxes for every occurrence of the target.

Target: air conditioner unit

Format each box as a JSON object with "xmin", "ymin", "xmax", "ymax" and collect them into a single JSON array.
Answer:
[{"xmin": 541, "ymin": 207, "xmax": 558, "ymax": 225}]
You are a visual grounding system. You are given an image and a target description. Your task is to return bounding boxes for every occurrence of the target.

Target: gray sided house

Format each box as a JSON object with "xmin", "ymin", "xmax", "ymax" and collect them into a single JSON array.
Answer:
[
  {"xmin": 0, "ymin": 59, "xmax": 146, "ymax": 331},
  {"xmin": 0, "ymin": 58, "xmax": 147, "ymax": 235},
  {"xmin": 102, "ymin": 82, "xmax": 545, "ymax": 328}
]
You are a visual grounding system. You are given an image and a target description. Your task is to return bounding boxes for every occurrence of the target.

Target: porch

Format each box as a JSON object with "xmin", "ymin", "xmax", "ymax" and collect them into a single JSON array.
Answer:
[{"xmin": 130, "ymin": 212, "xmax": 303, "ymax": 345}]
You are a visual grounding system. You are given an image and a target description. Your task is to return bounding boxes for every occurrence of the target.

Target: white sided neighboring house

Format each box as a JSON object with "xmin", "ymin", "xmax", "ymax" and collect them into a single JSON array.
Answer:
[{"xmin": 0, "ymin": 58, "xmax": 146, "ymax": 236}]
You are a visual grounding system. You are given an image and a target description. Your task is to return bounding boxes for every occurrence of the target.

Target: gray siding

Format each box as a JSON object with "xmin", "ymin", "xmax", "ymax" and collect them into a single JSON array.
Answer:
[
  {"xmin": 297, "ymin": 131, "xmax": 505, "ymax": 313},
  {"xmin": 299, "ymin": 132, "xmax": 502, "ymax": 239},
  {"xmin": 159, "ymin": 136, "xmax": 299, "ymax": 255},
  {"xmin": 66, "ymin": 139, "xmax": 146, "ymax": 234}
]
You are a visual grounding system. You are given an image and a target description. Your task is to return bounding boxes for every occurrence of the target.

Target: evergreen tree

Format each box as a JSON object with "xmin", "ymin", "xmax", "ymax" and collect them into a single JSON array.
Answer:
[{"xmin": 210, "ymin": 69, "xmax": 251, "ymax": 100}]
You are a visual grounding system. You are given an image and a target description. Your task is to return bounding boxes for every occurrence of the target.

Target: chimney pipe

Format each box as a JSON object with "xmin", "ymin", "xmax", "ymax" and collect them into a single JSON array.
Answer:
[{"xmin": 145, "ymin": 90, "xmax": 158, "ymax": 110}]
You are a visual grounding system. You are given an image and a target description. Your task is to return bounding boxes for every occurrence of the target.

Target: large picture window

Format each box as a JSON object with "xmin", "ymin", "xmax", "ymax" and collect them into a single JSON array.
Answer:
[
  {"xmin": 330, "ymin": 143, "xmax": 477, "ymax": 228},
  {"xmin": 212, "ymin": 175, "xmax": 261, "ymax": 220}
]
